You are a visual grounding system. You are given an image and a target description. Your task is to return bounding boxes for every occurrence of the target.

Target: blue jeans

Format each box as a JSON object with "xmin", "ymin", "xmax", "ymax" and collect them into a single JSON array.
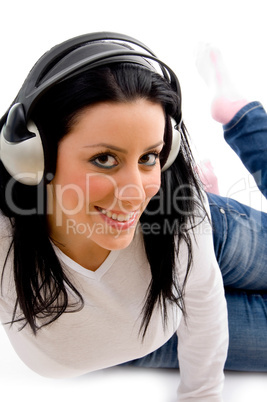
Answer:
[{"xmin": 124, "ymin": 102, "xmax": 267, "ymax": 371}]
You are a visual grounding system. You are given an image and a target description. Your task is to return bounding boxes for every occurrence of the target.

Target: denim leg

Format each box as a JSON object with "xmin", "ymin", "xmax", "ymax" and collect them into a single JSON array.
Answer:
[
  {"xmin": 225, "ymin": 289, "xmax": 267, "ymax": 371},
  {"xmin": 223, "ymin": 102, "xmax": 267, "ymax": 198},
  {"xmin": 208, "ymin": 192, "xmax": 267, "ymax": 371},
  {"xmin": 208, "ymin": 192, "xmax": 267, "ymax": 289}
]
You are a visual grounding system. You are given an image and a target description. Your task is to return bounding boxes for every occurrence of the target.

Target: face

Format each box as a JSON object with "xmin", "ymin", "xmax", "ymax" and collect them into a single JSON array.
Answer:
[{"xmin": 47, "ymin": 99, "xmax": 165, "ymax": 264}]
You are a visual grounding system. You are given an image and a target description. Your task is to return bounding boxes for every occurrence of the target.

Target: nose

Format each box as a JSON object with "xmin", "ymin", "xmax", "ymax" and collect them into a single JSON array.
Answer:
[{"xmin": 114, "ymin": 166, "xmax": 146, "ymax": 207}]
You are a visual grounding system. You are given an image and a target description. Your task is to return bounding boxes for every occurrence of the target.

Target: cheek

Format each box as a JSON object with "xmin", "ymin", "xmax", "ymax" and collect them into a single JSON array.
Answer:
[
  {"xmin": 144, "ymin": 172, "xmax": 161, "ymax": 199},
  {"xmin": 52, "ymin": 171, "xmax": 117, "ymax": 212},
  {"xmin": 83, "ymin": 174, "xmax": 117, "ymax": 204}
]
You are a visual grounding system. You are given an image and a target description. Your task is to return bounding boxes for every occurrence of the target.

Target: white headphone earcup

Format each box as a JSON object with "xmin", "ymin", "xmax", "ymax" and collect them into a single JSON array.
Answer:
[
  {"xmin": 161, "ymin": 118, "xmax": 181, "ymax": 172},
  {"xmin": 0, "ymin": 121, "xmax": 45, "ymax": 185}
]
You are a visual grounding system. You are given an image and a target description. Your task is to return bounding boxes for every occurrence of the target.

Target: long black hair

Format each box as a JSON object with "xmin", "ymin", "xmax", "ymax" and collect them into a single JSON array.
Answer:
[{"xmin": 0, "ymin": 63, "xmax": 205, "ymax": 336}]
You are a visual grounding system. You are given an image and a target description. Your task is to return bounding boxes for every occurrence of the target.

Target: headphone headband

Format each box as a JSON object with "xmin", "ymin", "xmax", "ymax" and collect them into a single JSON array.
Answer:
[
  {"xmin": 0, "ymin": 32, "xmax": 182, "ymax": 185},
  {"xmin": 25, "ymin": 50, "xmax": 179, "ymax": 115},
  {"xmin": 13, "ymin": 33, "xmax": 180, "ymax": 118},
  {"xmin": 26, "ymin": 32, "xmax": 159, "ymax": 85}
]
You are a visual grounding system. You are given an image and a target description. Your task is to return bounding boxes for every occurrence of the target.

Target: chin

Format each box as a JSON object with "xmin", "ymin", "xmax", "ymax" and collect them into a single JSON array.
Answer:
[{"xmin": 98, "ymin": 228, "xmax": 136, "ymax": 251}]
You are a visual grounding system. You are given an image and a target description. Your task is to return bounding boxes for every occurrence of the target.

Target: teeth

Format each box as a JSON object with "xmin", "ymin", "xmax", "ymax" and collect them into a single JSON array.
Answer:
[
  {"xmin": 99, "ymin": 208, "xmax": 134, "ymax": 222},
  {"xmin": 106, "ymin": 211, "xmax": 112, "ymax": 218}
]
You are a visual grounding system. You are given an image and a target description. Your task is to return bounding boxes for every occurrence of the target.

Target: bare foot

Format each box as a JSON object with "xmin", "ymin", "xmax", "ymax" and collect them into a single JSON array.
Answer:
[{"xmin": 196, "ymin": 43, "xmax": 247, "ymax": 124}]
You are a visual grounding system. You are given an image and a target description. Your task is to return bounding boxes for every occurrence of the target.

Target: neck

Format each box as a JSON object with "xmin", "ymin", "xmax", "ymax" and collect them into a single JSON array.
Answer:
[{"xmin": 47, "ymin": 217, "xmax": 110, "ymax": 272}]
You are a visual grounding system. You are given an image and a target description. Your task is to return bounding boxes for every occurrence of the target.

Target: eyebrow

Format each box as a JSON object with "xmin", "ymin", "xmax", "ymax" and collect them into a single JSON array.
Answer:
[{"xmin": 83, "ymin": 141, "xmax": 164, "ymax": 153}]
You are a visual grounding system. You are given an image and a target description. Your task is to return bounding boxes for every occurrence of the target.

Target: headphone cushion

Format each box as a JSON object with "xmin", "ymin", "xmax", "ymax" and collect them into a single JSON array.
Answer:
[{"xmin": 0, "ymin": 120, "xmax": 44, "ymax": 185}]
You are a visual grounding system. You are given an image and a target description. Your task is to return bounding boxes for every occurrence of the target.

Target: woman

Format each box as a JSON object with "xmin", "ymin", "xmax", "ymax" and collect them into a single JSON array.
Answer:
[{"xmin": 0, "ymin": 32, "xmax": 263, "ymax": 400}]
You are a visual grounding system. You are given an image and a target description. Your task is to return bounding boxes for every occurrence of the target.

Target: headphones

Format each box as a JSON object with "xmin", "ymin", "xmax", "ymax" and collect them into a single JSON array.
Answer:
[{"xmin": 0, "ymin": 32, "xmax": 182, "ymax": 186}]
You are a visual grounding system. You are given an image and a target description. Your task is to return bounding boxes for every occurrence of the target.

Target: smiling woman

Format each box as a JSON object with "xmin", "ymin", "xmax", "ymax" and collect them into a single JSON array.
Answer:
[{"xmin": 0, "ymin": 32, "xmax": 229, "ymax": 401}]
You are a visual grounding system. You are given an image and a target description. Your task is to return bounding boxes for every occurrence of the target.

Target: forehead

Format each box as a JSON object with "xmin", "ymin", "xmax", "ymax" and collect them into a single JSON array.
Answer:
[{"xmin": 66, "ymin": 99, "xmax": 165, "ymax": 142}]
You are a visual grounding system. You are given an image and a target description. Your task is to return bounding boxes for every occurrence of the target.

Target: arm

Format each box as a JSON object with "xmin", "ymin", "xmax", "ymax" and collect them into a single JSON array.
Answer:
[{"xmin": 176, "ymin": 200, "xmax": 228, "ymax": 401}]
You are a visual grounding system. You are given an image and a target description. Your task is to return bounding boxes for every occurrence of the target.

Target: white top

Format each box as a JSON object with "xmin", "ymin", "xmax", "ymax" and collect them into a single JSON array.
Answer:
[{"xmin": 0, "ymin": 199, "xmax": 228, "ymax": 402}]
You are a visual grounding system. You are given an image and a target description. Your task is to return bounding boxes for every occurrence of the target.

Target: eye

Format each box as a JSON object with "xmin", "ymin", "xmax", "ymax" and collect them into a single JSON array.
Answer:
[
  {"xmin": 139, "ymin": 152, "xmax": 160, "ymax": 166},
  {"xmin": 90, "ymin": 153, "xmax": 118, "ymax": 169}
]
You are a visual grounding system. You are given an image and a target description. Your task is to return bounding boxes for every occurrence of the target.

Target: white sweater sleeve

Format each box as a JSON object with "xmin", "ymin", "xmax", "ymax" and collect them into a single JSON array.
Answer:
[{"xmin": 176, "ymin": 204, "xmax": 229, "ymax": 401}]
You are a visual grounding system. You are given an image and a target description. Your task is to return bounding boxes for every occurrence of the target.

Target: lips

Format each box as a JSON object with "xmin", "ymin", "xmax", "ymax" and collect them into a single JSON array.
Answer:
[
  {"xmin": 95, "ymin": 206, "xmax": 138, "ymax": 230},
  {"xmin": 97, "ymin": 207, "xmax": 135, "ymax": 222}
]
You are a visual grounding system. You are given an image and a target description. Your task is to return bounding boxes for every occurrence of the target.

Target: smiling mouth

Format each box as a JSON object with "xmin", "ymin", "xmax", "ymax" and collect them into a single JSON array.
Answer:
[{"xmin": 96, "ymin": 207, "xmax": 136, "ymax": 223}]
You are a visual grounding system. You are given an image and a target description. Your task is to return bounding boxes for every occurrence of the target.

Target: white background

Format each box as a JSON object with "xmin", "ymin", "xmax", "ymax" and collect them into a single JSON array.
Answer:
[{"xmin": 0, "ymin": 0, "xmax": 267, "ymax": 400}]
